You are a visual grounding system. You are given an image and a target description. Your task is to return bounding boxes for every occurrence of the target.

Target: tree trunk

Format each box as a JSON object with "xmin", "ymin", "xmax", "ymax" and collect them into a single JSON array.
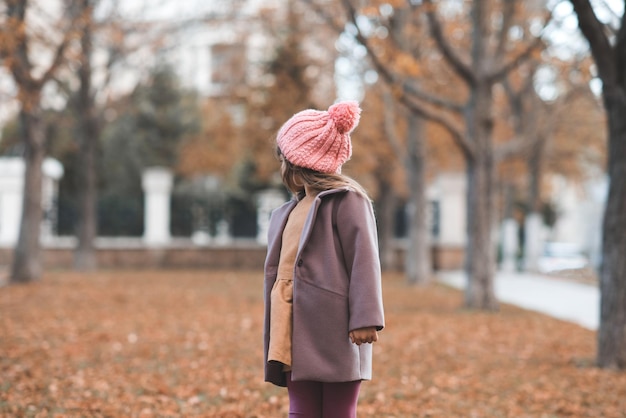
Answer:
[
  {"xmin": 524, "ymin": 138, "xmax": 545, "ymax": 272},
  {"xmin": 375, "ymin": 175, "xmax": 398, "ymax": 271},
  {"xmin": 464, "ymin": 83, "xmax": 498, "ymax": 310},
  {"xmin": 566, "ymin": 0, "xmax": 626, "ymax": 368},
  {"xmin": 10, "ymin": 108, "xmax": 46, "ymax": 283},
  {"xmin": 74, "ymin": 0, "xmax": 98, "ymax": 271},
  {"xmin": 597, "ymin": 88, "xmax": 626, "ymax": 369},
  {"xmin": 465, "ymin": 156, "xmax": 498, "ymax": 309},
  {"xmin": 73, "ymin": 115, "xmax": 98, "ymax": 271},
  {"xmin": 405, "ymin": 113, "xmax": 432, "ymax": 285}
]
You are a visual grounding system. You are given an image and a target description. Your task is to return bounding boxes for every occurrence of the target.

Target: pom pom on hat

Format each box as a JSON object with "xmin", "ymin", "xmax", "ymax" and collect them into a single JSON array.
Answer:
[
  {"xmin": 328, "ymin": 100, "xmax": 361, "ymax": 134},
  {"xmin": 277, "ymin": 100, "xmax": 362, "ymax": 174}
]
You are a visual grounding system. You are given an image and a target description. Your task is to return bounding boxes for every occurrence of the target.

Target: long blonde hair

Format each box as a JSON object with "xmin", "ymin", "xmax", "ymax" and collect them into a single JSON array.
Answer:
[{"xmin": 277, "ymin": 147, "xmax": 369, "ymax": 200}]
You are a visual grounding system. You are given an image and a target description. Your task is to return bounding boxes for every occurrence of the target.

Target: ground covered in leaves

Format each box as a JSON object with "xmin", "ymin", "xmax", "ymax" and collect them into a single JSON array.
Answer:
[{"xmin": 1, "ymin": 270, "xmax": 625, "ymax": 417}]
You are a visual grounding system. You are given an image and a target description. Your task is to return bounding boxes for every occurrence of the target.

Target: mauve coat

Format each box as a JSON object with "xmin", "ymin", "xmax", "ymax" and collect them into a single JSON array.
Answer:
[{"xmin": 263, "ymin": 188, "xmax": 385, "ymax": 387}]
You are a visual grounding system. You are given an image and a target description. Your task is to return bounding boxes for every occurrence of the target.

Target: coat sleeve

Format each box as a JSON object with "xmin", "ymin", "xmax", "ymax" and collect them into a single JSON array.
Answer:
[{"xmin": 335, "ymin": 191, "xmax": 385, "ymax": 332}]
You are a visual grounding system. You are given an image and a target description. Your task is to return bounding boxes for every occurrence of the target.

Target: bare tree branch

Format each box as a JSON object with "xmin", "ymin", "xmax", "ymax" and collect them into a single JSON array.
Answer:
[
  {"xmin": 339, "ymin": 0, "xmax": 474, "ymax": 158},
  {"xmin": 569, "ymin": 0, "xmax": 616, "ymax": 87},
  {"xmin": 495, "ymin": 0, "xmax": 516, "ymax": 60},
  {"xmin": 2, "ymin": 0, "xmax": 78, "ymax": 92},
  {"xmin": 301, "ymin": 0, "xmax": 475, "ymax": 158},
  {"xmin": 402, "ymin": 94, "xmax": 474, "ymax": 160},
  {"xmin": 338, "ymin": 2, "xmax": 461, "ymax": 114},
  {"xmin": 422, "ymin": 0, "xmax": 477, "ymax": 86},
  {"xmin": 501, "ymin": 62, "xmax": 538, "ymax": 129},
  {"xmin": 2, "ymin": 1, "xmax": 33, "ymax": 88},
  {"xmin": 38, "ymin": 35, "xmax": 72, "ymax": 87},
  {"xmin": 403, "ymin": 81, "xmax": 464, "ymax": 113},
  {"xmin": 496, "ymin": 77, "xmax": 593, "ymax": 162},
  {"xmin": 487, "ymin": 35, "xmax": 545, "ymax": 83},
  {"xmin": 596, "ymin": 0, "xmax": 622, "ymax": 35},
  {"xmin": 382, "ymin": 90, "xmax": 405, "ymax": 161},
  {"xmin": 496, "ymin": 64, "xmax": 545, "ymax": 162}
]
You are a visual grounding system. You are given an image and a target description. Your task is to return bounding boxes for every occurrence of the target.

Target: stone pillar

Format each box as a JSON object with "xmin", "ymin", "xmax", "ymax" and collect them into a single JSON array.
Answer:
[
  {"xmin": 256, "ymin": 189, "xmax": 286, "ymax": 244},
  {"xmin": 550, "ymin": 175, "xmax": 585, "ymax": 246},
  {"xmin": 584, "ymin": 176, "xmax": 608, "ymax": 270},
  {"xmin": 41, "ymin": 159, "xmax": 64, "ymax": 242},
  {"xmin": 435, "ymin": 174, "xmax": 466, "ymax": 246},
  {"xmin": 142, "ymin": 167, "xmax": 173, "ymax": 246},
  {"xmin": 500, "ymin": 218, "xmax": 518, "ymax": 272},
  {"xmin": 0, "ymin": 157, "xmax": 64, "ymax": 247},
  {"xmin": 524, "ymin": 213, "xmax": 543, "ymax": 272},
  {"xmin": 0, "ymin": 159, "xmax": 24, "ymax": 247},
  {"xmin": 214, "ymin": 219, "xmax": 232, "ymax": 246}
]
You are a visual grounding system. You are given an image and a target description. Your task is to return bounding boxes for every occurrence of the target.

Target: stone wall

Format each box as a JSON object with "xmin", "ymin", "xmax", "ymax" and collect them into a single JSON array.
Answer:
[{"xmin": 0, "ymin": 240, "xmax": 465, "ymax": 271}]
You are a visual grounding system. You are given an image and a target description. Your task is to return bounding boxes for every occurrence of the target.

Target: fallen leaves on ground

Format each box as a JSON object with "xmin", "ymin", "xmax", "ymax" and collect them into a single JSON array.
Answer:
[{"xmin": 1, "ymin": 270, "xmax": 624, "ymax": 417}]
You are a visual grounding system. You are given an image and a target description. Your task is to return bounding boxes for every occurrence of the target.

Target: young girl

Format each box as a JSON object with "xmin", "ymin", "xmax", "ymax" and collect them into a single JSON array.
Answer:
[{"xmin": 263, "ymin": 100, "xmax": 385, "ymax": 417}]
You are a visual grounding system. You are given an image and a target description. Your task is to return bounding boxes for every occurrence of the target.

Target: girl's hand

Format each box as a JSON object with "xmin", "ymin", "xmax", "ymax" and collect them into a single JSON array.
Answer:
[{"xmin": 349, "ymin": 327, "xmax": 379, "ymax": 345}]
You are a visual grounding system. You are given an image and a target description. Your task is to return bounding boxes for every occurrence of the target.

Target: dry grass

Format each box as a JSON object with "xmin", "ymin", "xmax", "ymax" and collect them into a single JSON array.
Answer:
[{"xmin": 1, "ymin": 270, "xmax": 625, "ymax": 417}]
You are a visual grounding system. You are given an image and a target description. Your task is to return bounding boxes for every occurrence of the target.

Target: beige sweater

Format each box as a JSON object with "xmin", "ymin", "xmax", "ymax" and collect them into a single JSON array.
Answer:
[{"xmin": 267, "ymin": 194, "xmax": 315, "ymax": 369}]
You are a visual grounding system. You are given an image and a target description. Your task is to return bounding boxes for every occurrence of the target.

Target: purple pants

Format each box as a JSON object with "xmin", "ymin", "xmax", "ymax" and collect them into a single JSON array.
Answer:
[{"xmin": 286, "ymin": 372, "xmax": 361, "ymax": 418}]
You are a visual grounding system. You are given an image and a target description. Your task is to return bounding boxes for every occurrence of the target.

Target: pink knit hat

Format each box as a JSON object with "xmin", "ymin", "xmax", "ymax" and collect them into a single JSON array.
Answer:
[{"xmin": 276, "ymin": 100, "xmax": 361, "ymax": 174}]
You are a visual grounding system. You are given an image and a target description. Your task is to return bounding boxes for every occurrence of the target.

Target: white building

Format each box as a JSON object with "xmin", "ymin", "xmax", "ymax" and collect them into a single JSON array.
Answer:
[
  {"xmin": 547, "ymin": 174, "xmax": 607, "ymax": 267},
  {"xmin": 105, "ymin": 0, "xmax": 337, "ymax": 105},
  {"xmin": 0, "ymin": 158, "xmax": 64, "ymax": 247}
]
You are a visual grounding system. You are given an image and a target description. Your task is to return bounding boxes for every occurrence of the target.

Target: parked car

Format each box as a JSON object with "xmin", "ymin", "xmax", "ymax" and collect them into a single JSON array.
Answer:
[{"xmin": 537, "ymin": 242, "xmax": 589, "ymax": 273}]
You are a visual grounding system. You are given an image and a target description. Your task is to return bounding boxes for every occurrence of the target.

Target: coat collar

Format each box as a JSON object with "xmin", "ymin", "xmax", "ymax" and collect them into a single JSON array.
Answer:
[
  {"xmin": 294, "ymin": 187, "xmax": 350, "ymax": 256},
  {"xmin": 294, "ymin": 186, "xmax": 350, "ymax": 202},
  {"xmin": 267, "ymin": 187, "xmax": 350, "ymax": 259}
]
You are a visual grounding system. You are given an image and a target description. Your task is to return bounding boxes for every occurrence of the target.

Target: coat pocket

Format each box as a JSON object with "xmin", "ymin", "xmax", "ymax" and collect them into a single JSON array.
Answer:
[{"xmin": 292, "ymin": 279, "xmax": 360, "ymax": 382}]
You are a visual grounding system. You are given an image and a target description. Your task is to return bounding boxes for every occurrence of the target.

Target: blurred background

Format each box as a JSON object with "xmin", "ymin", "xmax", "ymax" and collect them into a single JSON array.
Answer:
[{"xmin": 0, "ymin": 0, "xmax": 615, "ymax": 282}]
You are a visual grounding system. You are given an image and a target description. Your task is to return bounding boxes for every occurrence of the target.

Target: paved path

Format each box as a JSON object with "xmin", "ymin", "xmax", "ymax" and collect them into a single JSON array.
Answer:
[{"xmin": 437, "ymin": 270, "xmax": 600, "ymax": 330}]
